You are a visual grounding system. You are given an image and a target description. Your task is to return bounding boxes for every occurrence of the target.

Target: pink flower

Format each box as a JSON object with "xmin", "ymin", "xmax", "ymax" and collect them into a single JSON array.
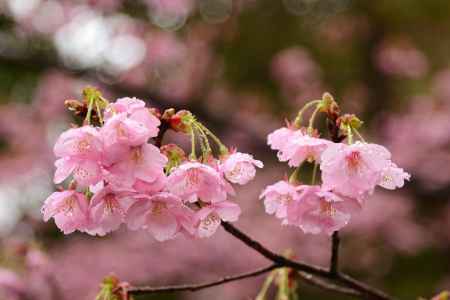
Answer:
[
  {"xmin": 104, "ymin": 97, "xmax": 160, "ymax": 137},
  {"xmin": 133, "ymin": 175, "xmax": 167, "ymax": 194},
  {"xmin": 0, "ymin": 268, "xmax": 25, "ymax": 300},
  {"xmin": 87, "ymin": 185, "xmax": 134, "ymax": 236},
  {"xmin": 41, "ymin": 190, "xmax": 89, "ymax": 234},
  {"xmin": 193, "ymin": 201, "xmax": 241, "ymax": 238},
  {"xmin": 104, "ymin": 97, "xmax": 146, "ymax": 118},
  {"xmin": 260, "ymin": 180, "xmax": 300, "ymax": 221},
  {"xmin": 279, "ymin": 135, "xmax": 331, "ymax": 167},
  {"xmin": 125, "ymin": 192, "xmax": 192, "ymax": 241},
  {"xmin": 104, "ymin": 144, "xmax": 167, "ymax": 190},
  {"xmin": 101, "ymin": 113, "xmax": 155, "ymax": 150},
  {"xmin": 167, "ymin": 162, "xmax": 232, "ymax": 203},
  {"xmin": 287, "ymin": 186, "xmax": 361, "ymax": 235},
  {"xmin": 54, "ymin": 126, "xmax": 103, "ymax": 159},
  {"xmin": 378, "ymin": 162, "xmax": 411, "ymax": 190},
  {"xmin": 267, "ymin": 127, "xmax": 297, "ymax": 153},
  {"xmin": 54, "ymin": 158, "xmax": 103, "ymax": 187},
  {"xmin": 53, "ymin": 126, "xmax": 103, "ymax": 187},
  {"xmin": 268, "ymin": 127, "xmax": 329, "ymax": 166},
  {"xmin": 320, "ymin": 142, "xmax": 392, "ymax": 199},
  {"xmin": 220, "ymin": 152, "xmax": 263, "ymax": 185}
]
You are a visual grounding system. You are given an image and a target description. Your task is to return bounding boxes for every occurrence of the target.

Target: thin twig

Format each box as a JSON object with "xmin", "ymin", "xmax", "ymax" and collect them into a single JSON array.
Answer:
[
  {"xmin": 128, "ymin": 264, "xmax": 279, "ymax": 295},
  {"xmin": 336, "ymin": 273, "xmax": 396, "ymax": 300},
  {"xmin": 297, "ymin": 271, "xmax": 361, "ymax": 298},
  {"xmin": 330, "ymin": 231, "xmax": 340, "ymax": 275},
  {"xmin": 221, "ymin": 222, "xmax": 396, "ymax": 300},
  {"xmin": 221, "ymin": 222, "xmax": 330, "ymax": 278}
]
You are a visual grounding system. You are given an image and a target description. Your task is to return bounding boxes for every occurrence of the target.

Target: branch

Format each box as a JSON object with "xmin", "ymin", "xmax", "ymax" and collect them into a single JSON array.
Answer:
[
  {"xmin": 297, "ymin": 272, "xmax": 361, "ymax": 298},
  {"xmin": 330, "ymin": 231, "xmax": 340, "ymax": 274},
  {"xmin": 221, "ymin": 222, "xmax": 330, "ymax": 278},
  {"xmin": 127, "ymin": 264, "xmax": 279, "ymax": 295},
  {"xmin": 221, "ymin": 222, "xmax": 396, "ymax": 300},
  {"xmin": 335, "ymin": 273, "xmax": 396, "ymax": 300}
]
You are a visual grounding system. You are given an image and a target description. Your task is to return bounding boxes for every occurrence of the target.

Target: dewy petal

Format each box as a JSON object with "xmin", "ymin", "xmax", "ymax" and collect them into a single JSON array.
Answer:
[
  {"xmin": 195, "ymin": 208, "xmax": 221, "ymax": 238},
  {"xmin": 88, "ymin": 186, "xmax": 132, "ymax": 235},
  {"xmin": 267, "ymin": 127, "xmax": 296, "ymax": 150},
  {"xmin": 214, "ymin": 201, "xmax": 241, "ymax": 222},
  {"xmin": 260, "ymin": 180, "xmax": 299, "ymax": 220},
  {"xmin": 129, "ymin": 108, "xmax": 160, "ymax": 138},
  {"xmin": 125, "ymin": 197, "xmax": 151, "ymax": 230},
  {"xmin": 379, "ymin": 162, "xmax": 411, "ymax": 190},
  {"xmin": 54, "ymin": 158, "xmax": 76, "ymax": 184},
  {"xmin": 41, "ymin": 191, "xmax": 89, "ymax": 234},
  {"xmin": 221, "ymin": 152, "xmax": 263, "ymax": 185},
  {"xmin": 72, "ymin": 160, "xmax": 102, "ymax": 187},
  {"xmin": 147, "ymin": 213, "xmax": 178, "ymax": 241},
  {"xmin": 104, "ymin": 97, "xmax": 146, "ymax": 120},
  {"xmin": 320, "ymin": 142, "xmax": 393, "ymax": 199},
  {"xmin": 54, "ymin": 126, "xmax": 102, "ymax": 159},
  {"xmin": 167, "ymin": 162, "xmax": 230, "ymax": 203},
  {"xmin": 42, "ymin": 190, "xmax": 74, "ymax": 222}
]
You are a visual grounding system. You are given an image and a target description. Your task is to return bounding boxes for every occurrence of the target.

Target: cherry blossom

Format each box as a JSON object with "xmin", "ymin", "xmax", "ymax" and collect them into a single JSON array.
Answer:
[
  {"xmin": 259, "ymin": 180, "xmax": 300, "ymax": 221},
  {"xmin": 104, "ymin": 144, "xmax": 167, "ymax": 190},
  {"xmin": 87, "ymin": 185, "xmax": 135, "ymax": 236},
  {"xmin": 125, "ymin": 192, "xmax": 192, "ymax": 241},
  {"xmin": 220, "ymin": 152, "xmax": 263, "ymax": 185},
  {"xmin": 287, "ymin": 186, "xmax": 361, "ymax": 235},
  {"xmin": 104, "ymin": 97, "xmax": 160, "ymax": 137},
  {"xmin": 193, "ymin": 201, "xmax": 241, "ymax": 238},
  {"xmin": 378, "ymin": 162, "xmax": 411, "ymax": 190},
  {"xmin": 101, "ymin": 113, "xmax": 155, "ymax": 150},
  {"xmin": 320, "ymin": 142, "xmax": 392, "ymax": 199},
  {"xmin": 267, "ymin": 127, "xmax": 297, "ymax": 151},
  {"xmin": 167, "ymin": 162, "xmax": 231, "ymax": 203},
  {"xmin": 41, "ymin": 190, "xmax": 90, "ymax": 234},
  {"xmin": 278, "ymin": 135, "xmax": 331, "ymax": 167},
  {"xmin": 53, "ymin": 126, "xmax": 104, "ymax": 187}
]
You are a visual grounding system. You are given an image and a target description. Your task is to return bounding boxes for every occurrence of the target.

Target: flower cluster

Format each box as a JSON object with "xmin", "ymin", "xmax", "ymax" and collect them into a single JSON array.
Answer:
[
  {"xmin": 261, "ymin": 93, "xmax": 410, "ymax": 235},
  {"xmin": 42, "ymin": 88, "xmax": 263, "ymax": 240}
]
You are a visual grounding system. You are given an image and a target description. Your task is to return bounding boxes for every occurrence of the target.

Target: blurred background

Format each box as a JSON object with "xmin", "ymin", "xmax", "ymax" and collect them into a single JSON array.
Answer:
[{"xmin": 0, "ymin": 0, "xmax": 449, "ymax": 299}]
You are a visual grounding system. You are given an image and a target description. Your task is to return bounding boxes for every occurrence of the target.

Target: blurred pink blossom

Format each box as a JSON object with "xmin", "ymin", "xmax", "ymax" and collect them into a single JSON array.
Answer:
[{"xmin": 375, "ymin": 39, "xmax": 429, "ymax": 79}]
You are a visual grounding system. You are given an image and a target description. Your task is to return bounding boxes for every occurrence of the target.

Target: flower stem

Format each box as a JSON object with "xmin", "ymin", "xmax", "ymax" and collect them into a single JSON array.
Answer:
[
  {"xmin": 197, "ymin": 123, "xmax": 228, "ymax": 155},
  {"xmin": 294, "ymin": 100, "xmax": 321, "ymax": 127},
  {"xmin": 352, "ymin": 127, "xmax": 366, "ymax": 143},
  {"xmin": 346, "ymin": 126, "xmax": 353, "ymax": 145},
  {"xmin": 289, "ymin": 166, "xmax": 301, "ymax": 184},
  {"xmin": 194, "ymin": 123, "xmax": 212, "ymax": 154},
  {"xmin": 255, "ymin": 270, "xmax": 277, "ymax": 300},
  {"xmin": 85, "ymin": 95, "xmax": 95, "ymax": 125},
  {"xmin": 311, "ymin": 163, "xmax": 318, "ymax": 185},
  {"xmin": 190, "ymin": 126, "xmax": 197, "ymax": 160},
  {"xmin": 308, "ymin": 105, "xmax": 321, "ymax": 134},
  {"xmin": 95, "ymin": 100, "xmax": 103, "ymax": 125}
]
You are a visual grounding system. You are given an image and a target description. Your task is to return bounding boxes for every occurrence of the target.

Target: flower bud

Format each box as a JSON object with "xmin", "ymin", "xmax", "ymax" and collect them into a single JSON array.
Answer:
[
  {"xmin": 161, "ymin": 144, "xmax": 187, "ymax": 171},
  {"xmin": 319, "ymin": 92, "xmax": 340, "ymax": 117},
  {"xmin": 338, "ymin": 114, "xmax": 363, "ymax": 130},
  {"xmin": 170, "ymin": 110, "xmax": 194, "ymax": 133}
]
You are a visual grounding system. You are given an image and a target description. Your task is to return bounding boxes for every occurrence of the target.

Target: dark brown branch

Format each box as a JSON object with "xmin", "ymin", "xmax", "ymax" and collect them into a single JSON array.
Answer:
[
  {"xmin": 297, "ymin": 271, "xmax": 361, "ymax": 298},
  {"xmin": 221, "ymin": 222, "xmax": 330, "ymax": 278},
  {"xmin": 221, "ymin": 222, "xmax": 396, "ymax": 300},
  {"xmin": 335, "ymin": 273, "xmax": 396, "ymax": 300},
  {"xmin": 128, "ymin": 264, "xmax": 279, "ymax": 295},
  {"xmin": 330, "ymin": 231, "xmax": 340, "ymax": 275}
]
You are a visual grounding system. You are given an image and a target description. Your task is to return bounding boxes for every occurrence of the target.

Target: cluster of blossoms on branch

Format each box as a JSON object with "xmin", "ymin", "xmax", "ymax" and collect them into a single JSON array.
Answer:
[
  {"xmin": 42, "ymin": 87, "xmax": 263, "ymax": 241},
  {"xmin": 261, "ymin": 93, "xmax": 411, "ymax": 235},
  {"xmin": 42, "ymin": 88, "xmax": 410, "ymax": 242}
]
